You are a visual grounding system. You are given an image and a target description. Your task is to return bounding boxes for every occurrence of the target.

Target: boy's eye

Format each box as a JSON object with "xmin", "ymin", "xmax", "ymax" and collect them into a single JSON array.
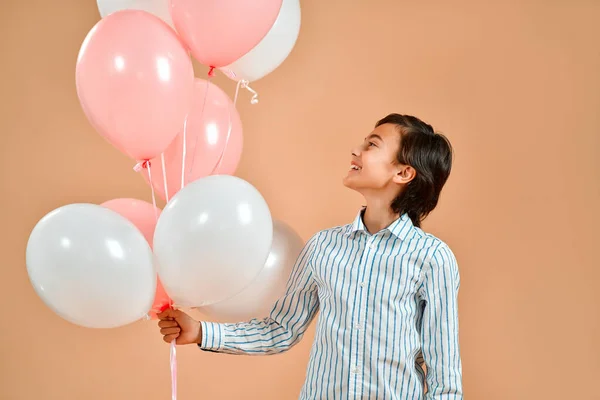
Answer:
[{"xmin": 368, "ymin": 142, "xmax": 376, "ymax": 147}]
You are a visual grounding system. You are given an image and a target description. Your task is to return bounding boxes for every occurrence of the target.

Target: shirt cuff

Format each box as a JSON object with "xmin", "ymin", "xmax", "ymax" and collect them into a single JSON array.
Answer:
[{"xmin": 198, "ymin": 321, "xmax": 225, "ymax": 352}]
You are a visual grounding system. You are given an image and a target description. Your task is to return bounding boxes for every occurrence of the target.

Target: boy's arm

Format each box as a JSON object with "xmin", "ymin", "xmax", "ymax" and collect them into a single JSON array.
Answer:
[
  {"xmin": 418, "ymin": 244, "xmax": 463, "ymax": 399},
  {"xmin": 199, "ymin": 232, "xmax": 321, "ymax": 355}
]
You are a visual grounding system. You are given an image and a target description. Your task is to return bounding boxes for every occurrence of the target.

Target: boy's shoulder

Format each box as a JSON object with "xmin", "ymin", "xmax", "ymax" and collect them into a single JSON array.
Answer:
[
  {"xmin": 302, "ymin": 224, "xmax": 352, "ymax": 248},
  {"xmin": 411, "ymin": 226, "xmax": 458, "ymax": 260},
  {"xmin": 314, "ymin": 223, "xmax": 354, "ymax": 238},
  {"xmin": 412, "ymin": 225, "xmax": 451, "ymax": 247}
]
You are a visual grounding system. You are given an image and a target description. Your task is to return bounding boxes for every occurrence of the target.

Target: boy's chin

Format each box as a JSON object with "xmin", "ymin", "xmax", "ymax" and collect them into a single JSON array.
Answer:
[
  {"xmin": 343, "ymin": 175, "xmax": 383, "ymax": 193},
  {"xmin": 342, "ymin": 175, "xmax": 362, "ymax": 190}
]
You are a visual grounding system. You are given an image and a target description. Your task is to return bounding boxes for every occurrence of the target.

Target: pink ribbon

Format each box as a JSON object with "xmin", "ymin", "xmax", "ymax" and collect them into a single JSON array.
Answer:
[{"xmin": 170, "ymin": 339, "xmax": 177, "ymax": 400}]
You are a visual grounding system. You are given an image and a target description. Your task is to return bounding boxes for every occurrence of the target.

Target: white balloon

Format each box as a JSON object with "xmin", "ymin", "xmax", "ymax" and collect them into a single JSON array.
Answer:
[
  {"xmin": 198, "ymin": 220, "xmax": 304, "ymax": 322},
  {"xmin": 220, "ymin": 0, "xmax": 301, "ymax": 82},
  {"xmin": 154, "ymin": 175, "xmax": 273, "ymax": 307},
  {"xmin": 96, "ymin": 0, "xmax": 174, "ymax": 28},
  {"xmin": 26, "ymin": 204, "xmax": 156, "ymax": 328}
]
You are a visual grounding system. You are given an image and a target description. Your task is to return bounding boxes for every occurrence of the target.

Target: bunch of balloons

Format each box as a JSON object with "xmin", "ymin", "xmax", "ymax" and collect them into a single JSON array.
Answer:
[{"xmin": 26, "ymin": 0, "xmax": 303, "ymax": 329}]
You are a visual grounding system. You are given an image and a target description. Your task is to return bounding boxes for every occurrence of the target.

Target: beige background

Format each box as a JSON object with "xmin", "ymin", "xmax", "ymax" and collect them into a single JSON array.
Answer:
[{"xmin": 1, "ymin": 0, "xmax": 599, "ymax": 399}]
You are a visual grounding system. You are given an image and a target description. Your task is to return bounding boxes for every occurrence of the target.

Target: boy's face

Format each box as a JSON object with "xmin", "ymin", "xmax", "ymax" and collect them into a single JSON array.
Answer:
[{"xmin": 343, "ymin": 123, "xmax": 411, "ymax": 194}]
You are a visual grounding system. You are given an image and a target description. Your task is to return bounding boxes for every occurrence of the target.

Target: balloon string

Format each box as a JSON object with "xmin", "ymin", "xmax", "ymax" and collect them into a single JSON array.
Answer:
[
  {"xmin": 143, "ymin": 161, "xmax": 159, "ymax": 221},
  {"xmin": 154, "ymin": 183, "xmax": 176, "ymax": 400},
  {"xmin": 133, "ymin": 160, "xmax": 157, "ymax": 321},
  {"xmin": 188, "ymin": 77, "xmax": 211, "ymax": 176},
  {"xmin": 139, "ymin": 161, "xmax": 176, "ymax": 400},
  {"xmin": 209, "ymin": 80, "xmax": 241, "ymax": 175},
  {"xmin": 161, "ymin": 153, "xmax": 170, "ymax": 203},
  {"xmin": 170, "ymin": 338, "xmax": 177, "ymax": 400},
  {"xmin": 181, "ymin": 117, "xmax": 188, "ymax": 190},
  {"xmin": 233, "ymin": 79, "xmax": 243, "ymax": 105},
  {"xmin": 209, "ymin": 80, "xmax": 258, "ymax": 174}
]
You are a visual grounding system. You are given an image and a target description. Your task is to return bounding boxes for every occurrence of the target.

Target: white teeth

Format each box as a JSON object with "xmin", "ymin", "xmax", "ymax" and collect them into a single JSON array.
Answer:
[{"xmin": 350, "ymin": 165, "xmax": 361, "ymax": 170}]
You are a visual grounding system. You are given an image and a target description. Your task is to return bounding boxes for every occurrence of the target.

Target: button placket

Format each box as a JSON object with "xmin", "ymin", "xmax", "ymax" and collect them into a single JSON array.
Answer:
[
  {"xmin": 348, "ymin": 234, "xmax": 365, "ymax": 396},
  {"xmin": 355, "ymin": 234, "xmax": 376, "ymax": 396}
]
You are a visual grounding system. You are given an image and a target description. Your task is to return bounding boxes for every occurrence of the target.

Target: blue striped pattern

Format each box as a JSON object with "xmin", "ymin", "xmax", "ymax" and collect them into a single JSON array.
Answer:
[{"xmin": 200, "ymin": 211, "xmax": 463, "ymax": 399}]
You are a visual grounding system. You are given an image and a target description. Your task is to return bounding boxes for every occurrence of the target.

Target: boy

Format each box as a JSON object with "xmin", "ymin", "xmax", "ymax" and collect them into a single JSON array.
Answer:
[{"xmin": 158, "ymin": 114, "xmax": 463, "ymax": 399}]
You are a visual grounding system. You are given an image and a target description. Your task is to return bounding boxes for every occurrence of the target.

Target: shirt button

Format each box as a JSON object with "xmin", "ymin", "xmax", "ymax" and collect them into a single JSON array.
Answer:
[
  {"xmin": 355, "ymin": 324, "xmax": 361, "ymax": 330},
  {"xmin": 351, "ymin": 367, "xmax": 359, "ymax": 374},
  {"xmin": 359, "ymin": 282, "xmax": 365, "ymax": 288}
]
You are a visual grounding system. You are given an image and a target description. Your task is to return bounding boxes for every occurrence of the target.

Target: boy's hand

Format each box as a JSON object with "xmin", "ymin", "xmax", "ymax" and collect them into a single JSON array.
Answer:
[{"xmin": 157, "ymin": 308, "xmax": 202, "ymax": 345}]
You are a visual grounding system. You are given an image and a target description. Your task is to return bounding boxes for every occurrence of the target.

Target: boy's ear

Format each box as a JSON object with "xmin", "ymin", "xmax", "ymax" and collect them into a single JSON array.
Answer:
[{"xmin": 393, "ymin": 165, "xmax": 416, "ymax": 185}]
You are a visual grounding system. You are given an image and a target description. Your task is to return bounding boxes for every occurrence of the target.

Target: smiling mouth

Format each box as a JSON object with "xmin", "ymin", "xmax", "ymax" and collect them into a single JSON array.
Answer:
[{"xmin": 349, "ymin": 165, "xmax": 362, "ymax": 171}]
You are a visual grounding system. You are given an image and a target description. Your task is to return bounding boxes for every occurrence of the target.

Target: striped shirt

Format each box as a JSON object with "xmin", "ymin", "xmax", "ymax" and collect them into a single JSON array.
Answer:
[{"xmin": 200, "ymin": 210, "xmax": 463, "ymax": 399}]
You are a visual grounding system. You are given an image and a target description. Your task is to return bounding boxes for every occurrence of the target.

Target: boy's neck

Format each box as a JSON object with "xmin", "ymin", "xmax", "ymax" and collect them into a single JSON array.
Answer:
[{"xmin": 362, "ymin": 201, "xmax": 400, "ymax": 235}]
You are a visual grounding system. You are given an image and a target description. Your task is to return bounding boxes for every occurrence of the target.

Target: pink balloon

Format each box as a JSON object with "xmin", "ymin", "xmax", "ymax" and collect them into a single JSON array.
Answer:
[
  {"xmin": 76, "ymin": 10, "xmax": 195, "ymax": 161},
  {"xmin": 142, "ymin": 78, "xmax": 243, "ymax": 201},
  {"xmin": 170, "ymin": 0, "xmax": 283, "ymax": 68},
  {"xmin": 101, "ymin": 198, "xmax": 171, "ymax": 318}
]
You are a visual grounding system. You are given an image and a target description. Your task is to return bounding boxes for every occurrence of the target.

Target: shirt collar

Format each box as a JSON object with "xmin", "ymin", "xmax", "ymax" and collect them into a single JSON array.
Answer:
[{"xmin": 346, "ymin": 208, "xmax": 414, "ymax": 240}]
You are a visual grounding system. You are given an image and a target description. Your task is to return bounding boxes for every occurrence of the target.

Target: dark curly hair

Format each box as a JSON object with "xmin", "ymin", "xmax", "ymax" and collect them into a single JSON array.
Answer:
[{"xmin": 376, "ymin": 114, "xmax": 453, "ymax": 228}]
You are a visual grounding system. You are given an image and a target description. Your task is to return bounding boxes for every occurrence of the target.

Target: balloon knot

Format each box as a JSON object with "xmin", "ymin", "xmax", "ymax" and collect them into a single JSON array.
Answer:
[
  {"xmin": 133, "ymin": 159, "xmax": 151, "ymax": 172},
  {"xmin": 207, "ymin": 66, "xmax": 216, "ymax": 77},
  {"xmin": 157, "ymin": 303, "xmax": 171, "ymax": 313}
]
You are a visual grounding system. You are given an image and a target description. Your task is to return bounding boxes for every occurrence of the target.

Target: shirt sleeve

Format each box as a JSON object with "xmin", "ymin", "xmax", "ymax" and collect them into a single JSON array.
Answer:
[
  {"xmin": 199, "ymin": 232, "xmax": 321, "ymax": 355},
  {"xmin": 418, "ymin": 243, "xmax": 463, "ymax": 399}
]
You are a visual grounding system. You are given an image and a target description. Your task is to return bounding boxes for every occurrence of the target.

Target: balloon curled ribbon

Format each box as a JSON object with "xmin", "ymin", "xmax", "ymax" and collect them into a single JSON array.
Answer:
[{"xmin": 239, "ymin": 80, "xmax": 259, "ymax": 105}]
